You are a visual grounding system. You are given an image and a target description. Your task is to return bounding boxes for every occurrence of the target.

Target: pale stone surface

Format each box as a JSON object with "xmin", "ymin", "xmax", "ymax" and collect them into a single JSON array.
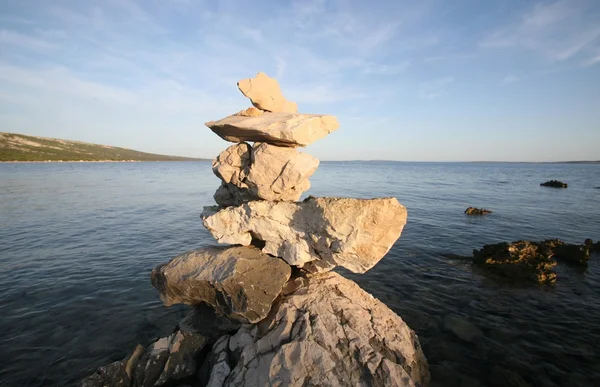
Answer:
[
  {"xmin": 237, "ymin": 72, "xmax": 298, "ymax": 113},
  {"xmin": 202, "ymin": 196, "xmax": 407, "ymax": 273},
  {"xmin": 205, "ymin": 112, "xmax": 339, "ymax": 147},
  {"xmin": 235, "ymin": 106, "xmax": 264, "ymax": 117},
  {"xmin": 201, "ymin": 272, "xmax": 430, "ymax": 387},
  {"xmin": 212, "ymin": 142, "xmax": 319, "ymax": 206},
  {"xmin": 151, "ymin": 246, "xmax": 291, "ymax": 323}
]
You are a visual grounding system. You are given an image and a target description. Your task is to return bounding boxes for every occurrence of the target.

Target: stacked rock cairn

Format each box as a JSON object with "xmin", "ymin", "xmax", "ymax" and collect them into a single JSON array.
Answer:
[{"xmin": 81, "ymin": 72, "xmax": 430, "ymax": 387}]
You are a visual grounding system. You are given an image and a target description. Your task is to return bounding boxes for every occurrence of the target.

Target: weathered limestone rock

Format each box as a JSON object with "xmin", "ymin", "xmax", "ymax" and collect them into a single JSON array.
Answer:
[
  {"xmin": 237, "ymin": 72, "xmax": 298, "ymax": 113},
  {"xmin": 179, "ymin": 303, "xmax": 244, "ymax": 340},
  {"xmin": 236, "ymin": 106, "xmax": 264, "ymax": 117},
  {"xmin": 212, "ymin": 142, "xmax": 319, "ymax": 206},
  {"xmin": 205, "ymin": 112, "xmax": 339, "ymax": 147},
  {"xmin": 202, "ymin": 196, "xmax": 407, "ymax": 274},
  {"xmin": 81, "ymin": 331, "xmax": 208, "ymax": 387},
  {"xmin": 151, "ymin": 246, "xmax": 291, "ymax": 323},
  {"xmin": 200, "ymin": 272, "xmax": 430, "ymax": 387},
  {"xmin": 472, "ymin": 241, "xmax": 557, "ymax": 284}
]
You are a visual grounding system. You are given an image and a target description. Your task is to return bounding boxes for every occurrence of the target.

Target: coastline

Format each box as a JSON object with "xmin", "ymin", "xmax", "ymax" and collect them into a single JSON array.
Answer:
[{"xmin": 0, "ymin": 159, "xmax": 207, "ymax": 163}]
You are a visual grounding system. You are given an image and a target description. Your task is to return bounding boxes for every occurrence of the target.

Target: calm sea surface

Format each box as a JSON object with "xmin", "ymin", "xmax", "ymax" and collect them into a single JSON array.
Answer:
[{"xmin": 0, "ymin": 161, "xmax": 599, "ymax": 387}]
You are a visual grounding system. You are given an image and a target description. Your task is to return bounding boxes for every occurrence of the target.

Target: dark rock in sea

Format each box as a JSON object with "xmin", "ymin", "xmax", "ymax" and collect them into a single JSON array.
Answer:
[
  {"xmin": 465, "ymin": 207, "xmax": 492, "ymax": 215},
  {"xmin": 543, "ymin": 239, "xmax": 590, "ymax": 266},
  {"xmin": 442, "ymin": 314, "xmax": 484, "ymax": 342},
  {"xmin": 472, "ymin": 241, "xmax": 557, "ymax": 284},
  {"xmin": 540, "ymin": 180, "xmax": 567, "ymax": 188},
  {"xmin": 584, "ymin": 238, "xmax": 600, "ymax": 253}
]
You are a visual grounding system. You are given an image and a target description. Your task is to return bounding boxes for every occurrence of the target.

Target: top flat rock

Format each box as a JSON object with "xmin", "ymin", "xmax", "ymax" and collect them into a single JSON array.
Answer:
[
  {"xmin": 205, "ymin": 112, "xmax": 339, "ymax": 147},
  {"xmin": 237, "ymin": 72, "xmax": 298, "ymax": 113}
]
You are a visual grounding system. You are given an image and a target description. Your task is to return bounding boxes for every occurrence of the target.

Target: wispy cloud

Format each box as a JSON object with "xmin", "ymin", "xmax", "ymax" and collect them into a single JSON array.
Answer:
[
  {"xmin": 418, "ymin": 77, "xmax": 454, "ymax": 100},
  {"xmin": 502, "ymin": 74, "xmax": 520, "ymax": 84},
  {"xmin": 480, "ymin": 0, "xmax": 600, "ymax": 64}
]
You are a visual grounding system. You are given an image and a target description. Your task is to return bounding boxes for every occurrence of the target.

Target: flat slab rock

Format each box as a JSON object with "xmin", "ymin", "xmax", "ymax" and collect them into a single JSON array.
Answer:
[
  {"xmin": 212, "ymin": 142, "xmax": 318, "ymax": 206},
  {"xmin": 205, "ymin": 112, "xmax": 339, "ymax": 147},
  {"xmin": 151, "ymin": 245, "xmax": 291, "ymax": 323},
  {"xmin": 201, "ymin": 272, "xmax": 430, "ymax": 387},
  {"xmin": 202, "ymin": 196, "xmax": 407, "ymax": 274}
]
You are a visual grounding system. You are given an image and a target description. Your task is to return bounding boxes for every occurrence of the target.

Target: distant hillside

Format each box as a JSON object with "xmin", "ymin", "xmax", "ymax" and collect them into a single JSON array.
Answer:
[{"xmin": 0, "ymin": 133, "xmax": 205, "ymax": 162}]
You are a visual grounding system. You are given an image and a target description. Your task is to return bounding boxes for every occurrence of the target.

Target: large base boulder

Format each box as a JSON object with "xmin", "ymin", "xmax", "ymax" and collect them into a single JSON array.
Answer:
[
  {"xmin": 201, "ymin": 272, "xmax": 430, "ymax": 387},
  {"xmin": 151, "ymin": 246, "xmax": 291, "ymax": 323},
  {"xmin": 202, "ymin": 196, "xmax": 407, "ymax": 274}
]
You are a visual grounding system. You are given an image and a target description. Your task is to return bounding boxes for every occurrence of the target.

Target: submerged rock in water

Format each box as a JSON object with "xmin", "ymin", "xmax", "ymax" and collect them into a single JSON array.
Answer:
[
  {"xmin": 202, "ymin": 196, "xmax": 407, "ymax": 274},
  {"xmin": 442, "ymin": 314, "xmax": 484, "ymax": 342},
  {"xmin": 205, "ymin": 112, "xmax": 339, "ymax": 147},
  {"xmin": 464, "ymin": 207, "xmax": 492, "ymax": 215},
  {"xmin": 540, "ymin": 180, "xmax": 567, "ymax": 188},
  {"xmin": 472, "ymin": 240, "xmax": 557, "ymax": 284},
  {"xmin": 151, "ymin": 246, "xmax": 291, "ymax": 323},
  {"xmin": 200, "ymin": 272, "xmax": 430, "ymax": 387},
  {"xmin": 212, "ymin": 142, "xmax": 319, "ymax": 206}
]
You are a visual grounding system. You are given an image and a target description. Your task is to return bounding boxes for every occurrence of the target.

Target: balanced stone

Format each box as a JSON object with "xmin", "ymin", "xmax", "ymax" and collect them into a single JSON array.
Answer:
[
  {"xmin": 201, "ymin": 272, "xmax": 430, "ymax": 387},
  {"xmin": 151, "ymin": 246, "xmax": 291, "ymax": 323},
  {"xmin": 202, "ymin": 197, "xmax": 407, "ymax": 274},
  {"xmin": 205, "ymin": 112, "xmax": 339, "ymax": 147},
  {"xmin": 212, "ymin": 142, "xmax": 319, "ymax": 206},
  {"xmin": 237, "ymin": 72, "xmax": 298, "ymax": 113}
]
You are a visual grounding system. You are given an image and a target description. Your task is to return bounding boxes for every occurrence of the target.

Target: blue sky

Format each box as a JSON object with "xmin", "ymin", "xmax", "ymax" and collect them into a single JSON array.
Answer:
[{"xmin": 1, "ymin": 0, "xmax": 599, "ymax": 161}]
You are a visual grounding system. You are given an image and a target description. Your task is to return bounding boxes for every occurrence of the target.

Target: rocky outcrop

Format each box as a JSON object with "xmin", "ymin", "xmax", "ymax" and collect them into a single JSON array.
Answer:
[
  {"xmin": 585, "ymin": 238, "xmax": 600, "ymax": 253},
  {"xmin": 237, "ymin": 72, "xmax": 298, "ymax": 113},
  {"xmin": 540, "ymin": 239, "xmax": 590, "ymax": 266},
  {"xmin": 202, "ymin": 272, "xmax": 429, "ymax": 387},
  {"xmin": 464, "ymin": 207, "xmax": 492, "ymax": 215},
  {"xmin": 205, "ymin": 112, "xmax": 339, "ymax": 147},
  {"xmin": 81, "ymin": 331, "xmax": 208, "ymax": 387},
  {"xmin": 472, "ymin": 240, "xmax": 557, "ymax": 284},
  {"xmin": 202, "ymin": 196, "xmax": 407, "ymax": 273},
  {"xmin": 151, "ymin": 246, "xmax": 291, "ymax": 323},
  {"xmin": 473, "ymin": 239, "xmax": 595, "ymax": 284},
  {"xmin": 212, "ymin": 142, "xmax": 319, "ymax": 206},
  {"xmin": 540, "ymin": 180, "xmax": 567, "ymax": 188},
  {"xmin": 81, "ymin": 72, "xmax": 426, "ymax": 387}
]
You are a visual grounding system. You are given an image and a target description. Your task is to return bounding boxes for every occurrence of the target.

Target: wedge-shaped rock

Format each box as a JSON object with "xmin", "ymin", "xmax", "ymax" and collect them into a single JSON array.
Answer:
[
  {"xmin": 199, "ymin": 272, "xmax": 430, "ymax": 387},
  {"xmin": 151, "ymin": 246, "xmax": 291, "ymax": 323},
  {"xmin": 205, "ymin": 112, "xmax": 339, "ymax": 147},
  {"xmin": 202, "ymin": 197, "xmax": 407, "ymax": 273},
  {"xmin": 237, "ymin": 72, "xmax": 298, "ymax": 113},
  {"xmin": 212, "ymin": 142, "xmax": 319, "ymax": 206}
]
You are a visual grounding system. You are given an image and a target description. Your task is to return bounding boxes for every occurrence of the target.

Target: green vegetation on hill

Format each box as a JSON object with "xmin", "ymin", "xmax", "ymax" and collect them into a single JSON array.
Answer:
[{"xmin": 0, "ymin": 132, "xmax": 205, "ymax": 162}]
